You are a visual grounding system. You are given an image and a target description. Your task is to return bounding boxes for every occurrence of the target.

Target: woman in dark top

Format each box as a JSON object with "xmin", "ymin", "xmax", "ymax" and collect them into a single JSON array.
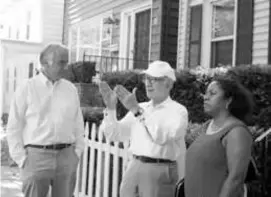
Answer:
[{"xmin": 185, "ymin": 75, "xmax": 254, "ymax": 197}]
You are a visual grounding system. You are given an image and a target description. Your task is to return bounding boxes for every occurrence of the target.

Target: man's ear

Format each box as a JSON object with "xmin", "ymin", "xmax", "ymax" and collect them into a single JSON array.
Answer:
[{"xmin": 166, "ymin": 78, "xmax": 173, "ymax": 90}]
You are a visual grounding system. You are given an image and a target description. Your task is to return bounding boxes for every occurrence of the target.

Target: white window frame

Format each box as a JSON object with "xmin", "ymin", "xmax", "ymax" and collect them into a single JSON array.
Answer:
[
  {"xmin": 198, "ymin": 0, "xmax": 238, "ymax": 68},
  {"xmin": 119, "ymin": 0, "xmax": 152, "ymax": 70},
  {"xmin": 209, "ymin": 0, "xmax": 238, "ymax": 67},
  {"xmin": 190, "ymin": 0, "xmax": 203, "ymax": 6}
]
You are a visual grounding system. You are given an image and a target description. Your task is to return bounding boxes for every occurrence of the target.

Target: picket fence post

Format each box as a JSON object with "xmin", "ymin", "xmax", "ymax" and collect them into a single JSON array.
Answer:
[{"xmin": 74, "ymin": 122, "xmax": 130, "ymax": 197}]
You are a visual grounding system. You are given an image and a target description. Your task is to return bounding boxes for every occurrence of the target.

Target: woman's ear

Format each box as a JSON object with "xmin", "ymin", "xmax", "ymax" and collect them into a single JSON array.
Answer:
[{"xmin": 226, "ymin": 97, "xmax": 232, "ymax": 110}]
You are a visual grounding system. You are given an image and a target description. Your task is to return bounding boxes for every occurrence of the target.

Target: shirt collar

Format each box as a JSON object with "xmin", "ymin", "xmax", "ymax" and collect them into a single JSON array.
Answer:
[
  {"xmin": 38, "ymin": 72, "xmax": 50, "ymax": 85},
  {"xmin": 148, "ymin": 96, "xmax": 172, "ymax": 109},
  {"xmin": 38, "ymin": 72, "xmax": 62, "ymax": 86}
]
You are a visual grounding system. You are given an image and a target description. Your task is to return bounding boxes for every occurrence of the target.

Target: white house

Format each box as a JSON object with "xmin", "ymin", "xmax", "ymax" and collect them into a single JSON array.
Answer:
[
  {"xmin": 62, "ymin": 0, "xmax": 180, "ymax": 71},
  {"xmin": 0, "ymin": 0, "xmax": 65, "ymax": 116}
]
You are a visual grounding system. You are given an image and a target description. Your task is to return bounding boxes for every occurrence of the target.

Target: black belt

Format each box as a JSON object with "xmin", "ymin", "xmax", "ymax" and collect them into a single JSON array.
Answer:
[
  {"xmin": 133, "ymin": 155, "xmax": 175, "ymax": 164},
  {"xmin": 25, "ymin": 144, "xmax": 72, "ymax": 150}
]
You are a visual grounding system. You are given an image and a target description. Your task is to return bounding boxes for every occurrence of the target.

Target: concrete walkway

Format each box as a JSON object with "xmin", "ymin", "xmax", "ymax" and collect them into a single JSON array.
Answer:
[{"xmin": 1, "ymin": 166, "xmax": 23, "ymax": 197}]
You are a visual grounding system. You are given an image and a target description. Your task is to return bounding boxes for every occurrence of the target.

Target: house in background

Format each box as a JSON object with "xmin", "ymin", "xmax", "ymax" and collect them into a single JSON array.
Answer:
[
  {"xmin": 177, "ymin": 0, "xmax": 271, "ymax": 69},
  {"xmin": 62, "ymin": 0, "xmax": 180, "ymax": 71},
  {"xmin": 0, "ymin": 0, "xmax": 65, "ymax": 115}
]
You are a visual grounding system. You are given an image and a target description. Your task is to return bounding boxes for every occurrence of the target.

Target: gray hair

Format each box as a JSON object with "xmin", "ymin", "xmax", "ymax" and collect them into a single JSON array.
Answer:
[{"xmin": 39, "ymin": 43, "xmax": 68, "ymax": 65}]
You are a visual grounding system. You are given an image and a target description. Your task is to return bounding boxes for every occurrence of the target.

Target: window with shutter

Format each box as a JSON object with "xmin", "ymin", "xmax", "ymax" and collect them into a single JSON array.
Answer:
[
  {"xmin": 186, "ymin": 0, "xmax": 253, "ymax": 68},
  {"xmin": 210, "ymin": 0, "xmax": 236, "ymax": 68}
]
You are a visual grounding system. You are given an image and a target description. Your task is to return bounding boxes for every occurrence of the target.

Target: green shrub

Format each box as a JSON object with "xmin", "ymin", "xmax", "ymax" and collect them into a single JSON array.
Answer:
[
  {"xmin": 89, "ymin": 65, "xmax": 271, "ymax": 131},
  {"xmin": 227, "ymin": 65, "xmax": 271, "ymax": 129},
  {"xmin": 1, "ymin": 113, "xmax": 9, "ymax": 127},
  {"xmin": 101, "ymin": 70, "xmax": 148, "ymax": 120},
  {"xmin": 74, "ymin": 83, "xmax": 104, "ymax": 108},
  {"xmin": 87, "ymin": 65, "xmax": 271, "ymax": 196},
  {"xmin": 63, "ymin": 61, "xmax": 96, "ymax": 83}
]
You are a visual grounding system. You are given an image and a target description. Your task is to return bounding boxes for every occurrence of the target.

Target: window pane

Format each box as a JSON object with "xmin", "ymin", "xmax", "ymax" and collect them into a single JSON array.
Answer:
[
  {"xmin": 189, "ymin": 44, "xmax": 200, "ymax": 68},
  {"xmin": 190, "ymin": 6, "xmax": 202, "ymax": 42},
  {"xmin": 212, "ymin": 0, "xmax": 235, "ymax": 38},
  {"xmin": 188, "ymin": 5, "xmax": 202, "ymax": 68},
  {"xmin": 70, "ymin": 48, "xmax": 77, "ymax": 62},
  {"xmin": 211, "ymin": 40, "xmax": 233, "ymax": 67},
  {"xmin": 70, "ymin": 26, "xmax": 77, "ymax": 49}
]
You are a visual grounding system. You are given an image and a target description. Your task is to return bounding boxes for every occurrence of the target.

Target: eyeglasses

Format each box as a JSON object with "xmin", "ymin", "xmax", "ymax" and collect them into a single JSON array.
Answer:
[{"xmin": 143, "ymin": 76, "xmax": 166, "ymax": 83}]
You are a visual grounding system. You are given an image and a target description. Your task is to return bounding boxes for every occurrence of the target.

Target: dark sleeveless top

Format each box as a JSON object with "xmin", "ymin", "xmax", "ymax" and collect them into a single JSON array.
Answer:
[{"xmin": 185, "ymin": 120, "xmax": 251, "ymax": 197}]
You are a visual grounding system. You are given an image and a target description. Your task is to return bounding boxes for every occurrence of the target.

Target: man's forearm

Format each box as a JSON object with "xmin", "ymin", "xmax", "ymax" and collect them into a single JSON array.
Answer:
[
  {"xmin": 74, "ymin": 135, "xmax": 85, "ymax": 158},
  {"xmin": 101, "ymin": 109, "xmax": 131, "ymax": 142},
  {"xmin": 6, "ymin": 128, "xmax": 26, "ymax": 167}
]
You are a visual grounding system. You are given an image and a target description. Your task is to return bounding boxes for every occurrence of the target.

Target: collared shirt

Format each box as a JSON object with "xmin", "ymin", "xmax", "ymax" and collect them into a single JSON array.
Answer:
[
  {"xmin": 100, "ymin": 97, "xmax": 188, "ymax": 175},
  {"xmin": 7, "ymin": 73, "xmax": 85, "ymax": 167}
]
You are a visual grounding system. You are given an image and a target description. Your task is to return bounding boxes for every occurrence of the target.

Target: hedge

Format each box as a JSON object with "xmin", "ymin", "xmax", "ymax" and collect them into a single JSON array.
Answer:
[
  {"xmin": 89, "ymin": 65, "xmax": 271, "ymax": 195},
  {"xmin": 86, "ymin": 65, "xmax": 271, "ymax": 130}
]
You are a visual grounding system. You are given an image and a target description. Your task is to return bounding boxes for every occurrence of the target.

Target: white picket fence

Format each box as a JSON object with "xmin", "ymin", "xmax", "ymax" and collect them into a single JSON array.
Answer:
[
  {"xmin": 74, "ymin": 123, "xmax": 131, "ymax": 197},
  {"xmin": 73, "ymin": 122, "xmax": 271, "ymax": 197}
]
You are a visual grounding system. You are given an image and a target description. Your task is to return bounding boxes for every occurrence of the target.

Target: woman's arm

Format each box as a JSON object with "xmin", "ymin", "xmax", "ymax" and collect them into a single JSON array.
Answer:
[{"xmin": 219, "ymin": 126, "xmax": 253, "ymax": 197}]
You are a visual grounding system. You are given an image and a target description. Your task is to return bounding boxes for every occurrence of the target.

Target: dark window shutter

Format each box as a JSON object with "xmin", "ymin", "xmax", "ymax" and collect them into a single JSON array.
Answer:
[
  {"xmin": 188, "ymin": 5, "xmax": 202, "ymax": 68},
  {"xmin": 160, "ymin": 0, "xmax": 179, "ymax": 68},
  {"xmin": 235, "ymin": 0, "xmax": 254, "ymax": 65},
  {"xmin": 268, "ymin": 2, "xmax": 271, "ymax": 64}
]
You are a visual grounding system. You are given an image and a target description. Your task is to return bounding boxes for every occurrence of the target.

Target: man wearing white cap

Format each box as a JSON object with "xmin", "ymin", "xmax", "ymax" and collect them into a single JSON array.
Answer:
[{"xmin": 99, "ymin": 60, "xmax": 188, "ymax": 197}]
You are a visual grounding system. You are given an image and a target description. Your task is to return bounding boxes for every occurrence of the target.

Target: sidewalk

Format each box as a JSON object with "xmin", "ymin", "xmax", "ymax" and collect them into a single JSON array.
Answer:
[{"xmin": 1, "ymin": 166, "xmax": 23, "ymax": 197}]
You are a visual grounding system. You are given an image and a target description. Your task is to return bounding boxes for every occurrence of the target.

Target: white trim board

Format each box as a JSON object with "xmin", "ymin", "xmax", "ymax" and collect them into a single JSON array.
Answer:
[{"xmin": 119, "ymin": 1, "xmax": 152, "ymax": 70}]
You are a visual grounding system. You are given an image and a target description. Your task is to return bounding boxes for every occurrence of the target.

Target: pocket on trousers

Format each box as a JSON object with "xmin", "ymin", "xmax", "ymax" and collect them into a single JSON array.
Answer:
[
  {"xmin": 165, "ymin": 164, "xmax": 178, "ymax": 184},
  {"xmin": 72, "ymin": 147, "xmax": 80, "ymax": 161},
  {"xmin": 21, "ymin": 155, "xmax": 28, "ymax": 169}
]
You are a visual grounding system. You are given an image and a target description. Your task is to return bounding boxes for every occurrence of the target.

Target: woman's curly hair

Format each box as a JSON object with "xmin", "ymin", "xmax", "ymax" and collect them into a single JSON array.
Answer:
[{"xmin": 213, "ymin": 74, "xmax": 254, "ymax": 125}]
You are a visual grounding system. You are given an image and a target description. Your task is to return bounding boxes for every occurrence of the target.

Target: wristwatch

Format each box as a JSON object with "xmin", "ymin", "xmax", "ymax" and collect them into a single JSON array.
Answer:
[{"xmin": 134, "ymin": 108, "xmax": 144, "ymax": 117}]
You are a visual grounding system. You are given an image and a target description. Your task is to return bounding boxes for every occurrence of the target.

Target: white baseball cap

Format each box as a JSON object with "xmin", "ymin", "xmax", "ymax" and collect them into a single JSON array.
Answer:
[{"xmin": 142, "ymin": 60, "xmax": 176, "ymax": 81}]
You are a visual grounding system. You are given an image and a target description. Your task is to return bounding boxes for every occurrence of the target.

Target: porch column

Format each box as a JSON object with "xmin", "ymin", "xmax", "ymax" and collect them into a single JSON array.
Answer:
[{"xmin": 0, "ymin": 40, "xmax": 4, "ymax": 120}]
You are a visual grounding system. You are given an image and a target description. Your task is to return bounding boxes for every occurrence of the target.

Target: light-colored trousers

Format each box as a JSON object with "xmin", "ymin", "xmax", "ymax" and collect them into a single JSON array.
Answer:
[
  {"xmin": 120, "ymin": 159, "xmax": 178, "ymax": 197},
  {"xmin": 20, "ymin": 146, "xmax": 79, "ymax": 197}
]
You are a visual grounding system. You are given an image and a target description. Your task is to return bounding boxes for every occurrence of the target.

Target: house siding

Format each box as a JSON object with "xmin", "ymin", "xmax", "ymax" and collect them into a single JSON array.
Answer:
[
  {"xmin": 110, "ymin": 0, "xmax": 151, "ymax": 50},
  {"xmin": 42, "ymin": 0, "xmax": 64, "ymax": 44},
  {"xmin": 252, "ymin": 0, "xmax": 270, "ymax": 65},
  {"xmin": 177, "ymin": 0, "xmax": 271, "ymax": 68},
  {"xmin": 63, "ymin": 0, "xmax": 179, "ymax": 66},
  {"xmin": 62, "ymin": 0, "xmax": 150, "ymax": 52}
]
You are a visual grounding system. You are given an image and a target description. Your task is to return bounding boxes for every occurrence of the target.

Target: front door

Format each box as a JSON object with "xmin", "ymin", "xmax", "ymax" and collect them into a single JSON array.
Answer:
[{"xmin": 133, "ymin": 9, "xmax": 151, "ymax": 69}]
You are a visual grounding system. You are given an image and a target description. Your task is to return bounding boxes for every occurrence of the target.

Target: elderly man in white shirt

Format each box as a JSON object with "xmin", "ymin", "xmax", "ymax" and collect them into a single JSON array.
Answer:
[
  {"xmin": 7, "ymin": 44, "xmax": 84, "ymax": 197},
  {"xmin": 99, "ymin": 60, "xmax": 188, "ymax": 197}
]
